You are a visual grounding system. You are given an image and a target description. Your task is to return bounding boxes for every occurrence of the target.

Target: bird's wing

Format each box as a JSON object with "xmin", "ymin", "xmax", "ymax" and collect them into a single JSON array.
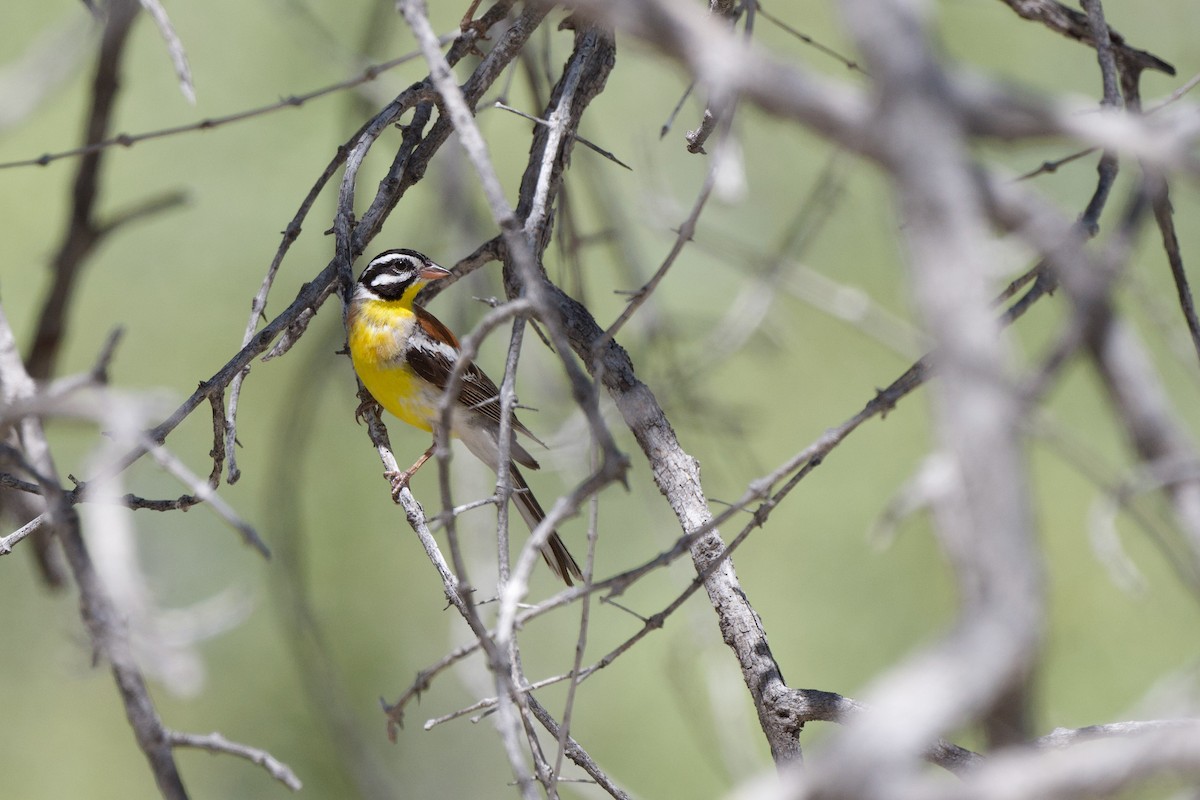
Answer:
[{"xmin": 407, "ymin": 306, "xmax": 547, "ymax": 451}]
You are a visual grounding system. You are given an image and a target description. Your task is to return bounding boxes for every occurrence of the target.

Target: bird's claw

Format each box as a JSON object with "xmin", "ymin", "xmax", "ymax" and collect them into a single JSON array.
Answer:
[{"xmin": 355, "ymin": 398, "xmax": 381, "ymax": 425}]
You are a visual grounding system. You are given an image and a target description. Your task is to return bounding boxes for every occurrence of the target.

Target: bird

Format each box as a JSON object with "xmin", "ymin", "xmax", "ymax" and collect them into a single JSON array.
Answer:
[{"xmin": 346, "ymin": 248, "xmax": 583, "ymax": 585}]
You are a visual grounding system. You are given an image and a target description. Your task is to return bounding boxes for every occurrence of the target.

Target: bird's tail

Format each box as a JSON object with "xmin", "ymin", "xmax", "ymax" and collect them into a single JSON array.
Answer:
[{"xmin": 509, "ymin": 464, "xmax": 583, "ymax": 586}]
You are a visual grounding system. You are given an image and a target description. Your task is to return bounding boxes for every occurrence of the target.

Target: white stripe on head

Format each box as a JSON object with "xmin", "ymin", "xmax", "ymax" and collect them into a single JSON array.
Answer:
[
  {"xmin": 369, "ymin": 251, "xmax": 423, "ymax": 269},
  {"xmin": 369, "ymin": 272, "xmax": 411, "ymax": 286}
]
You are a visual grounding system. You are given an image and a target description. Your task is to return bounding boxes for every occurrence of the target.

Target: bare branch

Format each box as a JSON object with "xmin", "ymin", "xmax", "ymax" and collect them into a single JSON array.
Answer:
[
  {"xmin": 1149, "ymin": 176, "xmax": 1200, "ymax": 366},
  {"xmin": 0, "ymin": 302, "xmax": 191, "ymax": 798},
  {"xmin": 167, "ymin": 730, "xmax": 301, "ymax": 791},
  {"xmin": 998, "ymin": 0, "xmax": 1175, "ymax": 78},
  {"xmin": 492, "ymin": 101, "xmax": 632, "ymax": 169},
  {"xmin": 0, "ymin": 512, "xmax": 46, "ymax": 555},
  {"xmin": 0, "ymin": 40, "xmax": 449, "ymax": 171},
  {"xmin": 26, "ymin": 0, "xmax": 139, "ymax": 382},
  {"xmin": 136, "ymin": 0, "xmax": 195, "ymax": 103},
  {"xmin": 569, "ymin": 0, "xmax": 1200, "ymax": 171},
  {"xmin": 137, "ymin": 435, "xmax": 268, "ymax": 557}
]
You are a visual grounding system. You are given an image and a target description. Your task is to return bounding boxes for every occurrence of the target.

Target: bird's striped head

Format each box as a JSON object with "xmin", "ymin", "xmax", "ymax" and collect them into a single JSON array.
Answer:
[{"xmin": 355, "ymin": 249, "xmax": 451, "ymax": 304}]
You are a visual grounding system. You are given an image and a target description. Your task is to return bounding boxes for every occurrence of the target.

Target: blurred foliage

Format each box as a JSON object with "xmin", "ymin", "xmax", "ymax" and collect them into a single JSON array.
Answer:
[{"xmin": 2, "ymin": 1, "xmax": 1200, "ymax": 798}]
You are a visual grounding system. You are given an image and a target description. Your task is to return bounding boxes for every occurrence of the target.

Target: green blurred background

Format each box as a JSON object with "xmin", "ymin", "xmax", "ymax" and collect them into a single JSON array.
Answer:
[{"xmin": 3, "ymin": 1, "xmax": 1200, "ymax": 797}]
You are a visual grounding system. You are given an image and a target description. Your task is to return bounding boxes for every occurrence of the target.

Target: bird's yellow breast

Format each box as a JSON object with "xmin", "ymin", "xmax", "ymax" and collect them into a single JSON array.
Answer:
[{"xmin": 347, "ymin": 300, "xmax": 438, "ymax": 432}]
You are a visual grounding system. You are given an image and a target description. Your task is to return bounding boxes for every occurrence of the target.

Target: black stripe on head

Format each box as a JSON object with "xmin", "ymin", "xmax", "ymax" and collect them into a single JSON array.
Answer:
[{"xmin": 357, "ymin": 249, "xmax": 432, "ymax": 301}]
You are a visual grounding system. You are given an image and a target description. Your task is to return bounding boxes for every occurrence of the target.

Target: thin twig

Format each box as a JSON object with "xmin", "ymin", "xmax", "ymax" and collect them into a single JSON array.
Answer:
[
  {"xmin": 1149, "ymin": 176, "xmax": 1200, "ymax": 366},
  {"xmin": 493, "ymin": 101, "xmax": 631, "ymax": 170},
  {"xmin": 595, "ymin": 124, "xmax": 722, "ymax": 353},
  {"xmin": 997, "ymin": 0, "xmax": 1175, "ymax": 77},
  {"xmin": 0, "ymin": 512, "xmax": 46, "ymax": 555},
  {"xmin": 755, "ymin": 1, "xmax": 865, "ymax": 73},
  {"xmin": 138, "ymin": 436, "xmax": 268, "ymax": 557},
  {"xmin": 167, "ymin": 731, "xmax": 301, "ymax": 791},
  {"xmin": 0, "ymin": 40, "xmax": 452, "ymax": 171},
  {"xmin": 136, "ymin": 0, "xmax": 195, "ymax": 103}
]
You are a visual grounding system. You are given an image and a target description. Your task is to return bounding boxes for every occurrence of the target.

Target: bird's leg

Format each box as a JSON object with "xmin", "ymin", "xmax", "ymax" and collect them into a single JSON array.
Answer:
[{"xmin": 386, "ymin": 444, "xmax": 435, "ymax": 502}]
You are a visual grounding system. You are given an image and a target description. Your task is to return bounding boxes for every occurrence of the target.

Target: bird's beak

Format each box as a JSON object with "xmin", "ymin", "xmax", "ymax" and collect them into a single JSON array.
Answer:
[{"xmin": 420, "ymin": 265, "xmax": 452, "ymax": 281}]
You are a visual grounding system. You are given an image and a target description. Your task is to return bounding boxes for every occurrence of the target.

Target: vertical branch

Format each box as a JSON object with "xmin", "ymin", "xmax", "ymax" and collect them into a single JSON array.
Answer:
[
  {"xmin": 683, "ymin": 0, "xmax": 742, "ymax": 154},
  {"xmin": 823, "ymin": 0, "xmax": 1042, "ymax": 775},
  {"xmin": 1151, "ymin": 184, "xmax": 1200, "ymax": 365},
  {"xmin": 514, "ymin": 22, "xmax": 616, "ymax": 255},
  {"xmin": 395, "ymin": 3, "xmax": 630, "ymax": 792},
  {"xmin": 989, "ymin": 172, "xmax": 1200, "ymax": 567},
  {"xmin": 27, "ymin": 0, "xmax": 140, "ymax": 380},
  {"xmin": 16, "ymin": 0, "xmax": 141, "ymax": 589},
  {"xmin": 507, "ymin": 5, "xmax": 807, "ymax": 766},
  {"xmin": 0, "ymin": 305, "xmax": 190, "ymax": 799},
  {"xmin": 1080, "ymin": 0, "xmax": 1121, "ymax": 108}
]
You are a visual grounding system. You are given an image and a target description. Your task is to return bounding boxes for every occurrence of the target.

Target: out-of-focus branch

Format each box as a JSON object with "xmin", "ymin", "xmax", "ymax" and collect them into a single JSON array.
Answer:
[
  {"xmin": 987, "ymin": 170, "xmax": 1200, "ymax": 568},
  {"xmin": 803, "ymin": 0, "xmax": 1041, "ymax": 780},
  {"xmin": 135, "ymin": 0, "xmax": 194, "ymax": 103},
  {"xmin": 567, "ymin": 0, "xmax": 1199, "ymax": 171},
  {"xmin": 998, "ymin": 0, "xmax": 1175, "ymax": 80},
  {"xmin": 0, "ymin": 304, "xmax": 190, "ymax": 798},
  {"xmin": 683, "ymin": 0, "xmax": 742, "ymax": 155},
  {"xmin": 0, "ymin": 304, "xmax": 297, "ymax": 796},
  {"xmin": 374, "ymin": 3, "xmax": 1200, "ymax": 791},
  {"xmin": 0, "ymin": 40, "xmax": 445, "ymax": 171},
  {"xmin": 1091, "ymin": 312, "xmax": 1200, "ymax": 558},
  {"xmin": 27, "ymin": 0, "xmax": 140, "ymax": 382},
  {"xmin": 167, "ymin": 731, "xmax": 301, "ymax": 791},
  {"xmin": 922, "ymin": 723, "xmax": 1200, "ymax": 800},
  {"xmin": 1152, "ymin": 183, "xmax": 1200, "ymax": 365},
  {"xmin": 16, "ymin": 0, "xmax": 140, "ymax": 588},
  {"xmin": 1035, "ymin": 719, "xmax": 1200, "ymax": 747}
]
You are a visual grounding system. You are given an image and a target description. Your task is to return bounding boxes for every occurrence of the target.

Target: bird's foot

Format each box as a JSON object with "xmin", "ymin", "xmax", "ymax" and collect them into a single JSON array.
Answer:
[
  {"xmin": 384, "ymin": 446, "xmax": 434, "ymax": 502},
  {"xmin": 385, "ymin": 469, "xmax": 413, "ymax": 502},
  {"xmin": 355, "ymin": 398, "xmax": 382, "ymax": 425}
]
